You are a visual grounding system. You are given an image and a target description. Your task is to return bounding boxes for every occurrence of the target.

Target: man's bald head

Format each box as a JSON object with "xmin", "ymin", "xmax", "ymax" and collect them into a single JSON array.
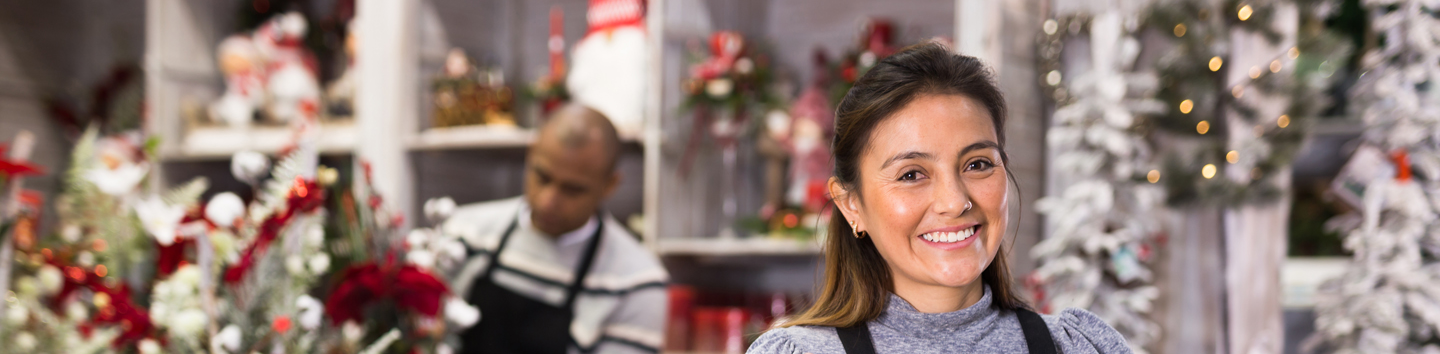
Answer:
[
  {"xmin": 536, "ymin": 104, "xmax": 622, "ymax": 172},
  {"xmin": 524, "ymin": 104, "xmax": 623, "ymax": 236}
]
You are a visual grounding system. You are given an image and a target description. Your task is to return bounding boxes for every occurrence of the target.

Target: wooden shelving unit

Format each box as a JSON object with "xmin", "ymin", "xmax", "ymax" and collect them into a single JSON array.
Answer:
[
  {"xmin": 656, "ymin": 237, "xmax": 822, "ymax": 256},
  {"xmin": 407, "ymin": 125, "xmax": 535, "ymax": 150},
  {"xmin": 167, "ymin": 123, "xmax": 359, "ymax": 160}
]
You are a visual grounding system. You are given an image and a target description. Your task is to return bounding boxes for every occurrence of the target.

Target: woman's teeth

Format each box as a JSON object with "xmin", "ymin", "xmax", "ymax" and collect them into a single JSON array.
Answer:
[{"xmin": 921, "ymin": 226, "xmax": 977, "ymax": 243}]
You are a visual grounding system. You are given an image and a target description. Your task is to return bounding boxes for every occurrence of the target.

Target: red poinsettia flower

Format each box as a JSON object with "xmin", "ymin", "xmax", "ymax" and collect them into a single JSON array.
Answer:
[
  {"xmin": 0, "ymin": 144, "xmax": 44, "ymax": 177},
  {"xmin": 325, "ymin": 259, "xmax": 450, "ymax": 325}
]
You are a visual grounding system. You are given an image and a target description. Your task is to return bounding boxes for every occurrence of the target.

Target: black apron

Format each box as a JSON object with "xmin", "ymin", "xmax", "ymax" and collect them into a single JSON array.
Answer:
[
  {"xmin": 836, "ymin": 307, "xmax": 1058, "ymax": 354},
  {"xmin": 461, "ymin": 214, "xmax": 605, "ymax": 354}
]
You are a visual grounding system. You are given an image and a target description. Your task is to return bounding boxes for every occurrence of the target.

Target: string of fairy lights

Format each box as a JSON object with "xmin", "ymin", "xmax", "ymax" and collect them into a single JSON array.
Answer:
[{"xmin": 1039, "ymin": 0, "xmax": 1347, "ymax": 207}]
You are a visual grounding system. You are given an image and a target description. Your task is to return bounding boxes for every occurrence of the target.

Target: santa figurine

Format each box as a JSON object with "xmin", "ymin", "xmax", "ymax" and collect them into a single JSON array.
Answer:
[
  {"xmin": 255, "ymin": 11, "xmax": 321, "ymax": 124},
  {"xmin": 566, "ymin": 0, "xmax": 647, "ymax": 138},
  {"xmin": 210, "ymin": 36, "xmax": 265, "ymax": 128}
]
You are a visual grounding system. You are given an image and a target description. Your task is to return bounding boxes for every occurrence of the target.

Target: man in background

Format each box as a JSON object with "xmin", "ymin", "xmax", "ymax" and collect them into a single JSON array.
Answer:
[{"xmin": 445, "ymin": 103, "xmax": 667, "ymax": 353}]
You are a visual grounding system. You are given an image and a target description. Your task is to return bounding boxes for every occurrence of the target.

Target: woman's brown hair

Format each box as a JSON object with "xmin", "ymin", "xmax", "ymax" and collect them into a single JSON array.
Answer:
[{"xmin": 782, "ymin": 42, "xmax": 1029, "ymax": 328}]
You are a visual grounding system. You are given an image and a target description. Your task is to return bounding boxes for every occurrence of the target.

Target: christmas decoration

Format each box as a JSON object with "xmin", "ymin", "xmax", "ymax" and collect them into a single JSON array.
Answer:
[
  {"xmin": 751, "ymin": 49, "xmax": 833, "ymax": 241},
  {"xmin": 525, "ymin": 5, "xmax": 572, "ymax": 119},
  {"xmin": 0, "ymin": 121, "xmax": 474, "ymax": 352},
  {"xmin": 1146, "ymin": 0, "xmax": 1348, "ymax": 206},
  {"xmin": 1028, "ymin": 11, "xmax": 1167, "ymax": 354},
  {"xmin": 1308, "ymin": 0, "xmax": 1440, "ymax": 352},
  {"xmin": 0, "ymin": 144, "xmax": 44, "ymax": 179},
  {"xmin": 567, "ymin": 0, "xmax": 648, "ymax": 138},
  {"xmin": 257, "ymin": 11, "xmax": 322, "ymax": 125},
  {"xmin": 201, "ymin": 11, "xmax": 323, "ymax": 128},
  {"xmin": 431, "ymin": 48, "xmax": 517, "ymax": 128},
  {"xmin": 1031, "ymin": 1, "xmax": 1349, "ymax": 351},
  {"xmin": 830, "ymin": 18, "xmax": 897, "ymax": 105},
  {"xmin": 212, "ymin": 35, "xmax": 266, "ymax": 128},
  {"xmin": 677, "ymin": 31, "xmax": 781, "ymax": 238},
  {"xmin": 677, "ymin": 31, "xmax": 781, "ymax": 177}
]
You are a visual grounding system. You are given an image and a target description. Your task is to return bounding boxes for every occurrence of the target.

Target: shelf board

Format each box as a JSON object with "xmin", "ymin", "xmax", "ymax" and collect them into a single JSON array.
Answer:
[
  {"xmin": 166, "ymin": 123, "xmax": 357, "ymax": 161},
  {"xmin": 1282, "ymin": 256, "xmax": 1349, "ymax": 309},
  {"xmin": 657, "ymin": 237, "xmax": 822, "ymax": 256},
  {"xmin": 407, "ymin": 125, "xmax": 535, "ymax": 150},
  {"xmin": 406, "ymin": 125, "xmax": 646, "ymax": 151}
]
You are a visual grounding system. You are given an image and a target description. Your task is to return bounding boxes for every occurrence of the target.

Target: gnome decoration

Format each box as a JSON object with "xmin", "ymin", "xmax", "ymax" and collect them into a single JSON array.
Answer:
[
  {"xmin": 210, "ymin": 36, "xmax": 266, "ymax": 128},
  {"xmin": 783, "ymin": 50, "xmax": 835, "ymax": 213},
  {"xmin": 567, "ymin": 0, "xmax": 647, "ymax": 138},
  {"xmin": 255, "ymin": 11, "xmax": 321, "ymax": 124}
]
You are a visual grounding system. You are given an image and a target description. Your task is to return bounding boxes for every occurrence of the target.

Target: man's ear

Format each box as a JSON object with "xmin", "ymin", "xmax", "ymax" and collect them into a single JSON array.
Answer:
[
  {"xmin": 827, "ymin": 177, "xmax": 863, "ymax": 232},
  {"xmin": 601, "ymin": 171, "xmax": 621, "ymax": 199}
]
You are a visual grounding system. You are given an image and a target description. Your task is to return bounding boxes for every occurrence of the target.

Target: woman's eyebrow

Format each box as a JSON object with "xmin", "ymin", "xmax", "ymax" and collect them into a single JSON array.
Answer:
[
  {"xmin": 960, "ymin": 141, "xmax": 1000, "ymax": 156},
  {"xmin": 880, "ymin": 151, "xmax": 934, "ymax": 169}
]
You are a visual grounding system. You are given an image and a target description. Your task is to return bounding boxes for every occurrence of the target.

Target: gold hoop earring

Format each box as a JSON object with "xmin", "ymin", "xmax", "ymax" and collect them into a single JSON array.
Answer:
[{"xmin": 849, "ymin": 221, "xmax": 867, "ymax": 238}]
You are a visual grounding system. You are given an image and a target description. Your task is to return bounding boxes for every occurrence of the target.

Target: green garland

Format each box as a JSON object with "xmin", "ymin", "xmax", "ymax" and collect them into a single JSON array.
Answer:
[{"xmin": 1039, "ymin": 0, "xmax": 1350, "ymax": 207}]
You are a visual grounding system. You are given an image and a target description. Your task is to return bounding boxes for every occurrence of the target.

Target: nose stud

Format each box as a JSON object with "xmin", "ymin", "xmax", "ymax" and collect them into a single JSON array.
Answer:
[{"xmin": 964, "ymin": 201, "xmax": 973, "ymax": 212}]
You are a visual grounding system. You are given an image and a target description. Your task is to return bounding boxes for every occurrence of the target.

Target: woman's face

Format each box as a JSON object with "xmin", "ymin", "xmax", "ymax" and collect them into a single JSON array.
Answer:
[{"xmin": 832, "ymin": 93, "xmax": 1009, "ymax": 292}]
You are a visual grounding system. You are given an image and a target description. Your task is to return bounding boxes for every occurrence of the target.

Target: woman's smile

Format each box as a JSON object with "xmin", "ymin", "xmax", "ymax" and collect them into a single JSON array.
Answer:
[{"xmin": 917, "ymin": 223, "xmax": 981, "ymax": 250}]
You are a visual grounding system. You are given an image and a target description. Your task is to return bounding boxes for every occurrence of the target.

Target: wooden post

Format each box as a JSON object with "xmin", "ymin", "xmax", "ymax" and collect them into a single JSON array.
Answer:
[
  {"xmin": 643, "ymin": 0, "xmax": 665, "ymax": 251},
  {"xmin": 355, "ymin": 0, "xmax": 419, "ymax": 232}
]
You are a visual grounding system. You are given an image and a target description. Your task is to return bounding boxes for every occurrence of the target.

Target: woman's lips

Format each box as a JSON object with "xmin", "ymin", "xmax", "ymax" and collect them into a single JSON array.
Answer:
[{"xmin": 917, "ymin": 224, "xmax": 981, "ymax": 251}]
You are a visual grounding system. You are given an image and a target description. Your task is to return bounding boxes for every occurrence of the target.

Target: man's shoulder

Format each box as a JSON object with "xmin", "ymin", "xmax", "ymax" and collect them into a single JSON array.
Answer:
[
  {"xmin": 442, "ymin": 197, "xmax": 524, "ymax": 249},
  {"xmin": 587, "ymin": 214, "xmax": 668, "ymax": 292},
  {"xmin": 450, "ymin": 196, "xmax": 523, "ymax": 222}
]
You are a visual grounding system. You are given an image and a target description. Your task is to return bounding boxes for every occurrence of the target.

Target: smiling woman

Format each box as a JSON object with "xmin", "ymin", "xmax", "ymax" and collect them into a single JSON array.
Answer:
[{"xmin": 746, "ymin": 42, "xmax": 1131, "ymax": 354}]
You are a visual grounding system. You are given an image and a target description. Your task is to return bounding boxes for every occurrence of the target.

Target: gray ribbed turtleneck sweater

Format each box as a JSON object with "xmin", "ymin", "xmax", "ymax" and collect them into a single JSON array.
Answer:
[{"xmin": 746, "ymin": 286, "xmax": 1132, "ymax": 354}]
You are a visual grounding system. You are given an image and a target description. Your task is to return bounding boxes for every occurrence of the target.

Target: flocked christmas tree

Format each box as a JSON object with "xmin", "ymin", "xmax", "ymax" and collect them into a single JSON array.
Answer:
[
  {"xmin": 1310, "ymin": 0, "xmax": 1440, "ymax": 352},
  {"xmin": 1029, "ymin": 11, "xmax": 1168, "ymax": 354}
]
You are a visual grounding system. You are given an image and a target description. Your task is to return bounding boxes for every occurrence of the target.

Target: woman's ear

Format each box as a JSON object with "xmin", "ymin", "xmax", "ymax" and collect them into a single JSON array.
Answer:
[{"xmin": 827, "ymin": 177, "xmax": 863, "ymax": 232}]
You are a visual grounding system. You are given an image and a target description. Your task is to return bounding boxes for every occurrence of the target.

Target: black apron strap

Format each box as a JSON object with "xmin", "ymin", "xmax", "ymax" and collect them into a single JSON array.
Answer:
[
  {"xmin": 836, "ymin": 322, "xmax": 877, "ymax": 354},
  {"xmin": 562, "ymin": 215, "xmax": 605, "ymax": 309},
  {"xmin": 478, "ymin": 214, "xmax": 521, "ymax": 280},
  {"xmin": 1016, "ymin": 308, "xmax": 1059, "ymax": 354}
]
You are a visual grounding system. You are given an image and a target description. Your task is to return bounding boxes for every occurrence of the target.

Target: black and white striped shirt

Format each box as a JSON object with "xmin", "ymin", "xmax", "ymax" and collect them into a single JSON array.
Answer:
[{"xmin": 444, "ymin": 197, "xmax": 669, "ymax": 353}]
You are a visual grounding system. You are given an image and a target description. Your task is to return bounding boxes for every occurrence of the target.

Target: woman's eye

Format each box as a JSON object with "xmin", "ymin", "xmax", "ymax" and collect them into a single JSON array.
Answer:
[
  {"xmin": 966, "ymin": 160, "xmax": 994, "ymax": 171},
  {"xmin": 899, "ymin": 171, "xmax": 923, "ymax": 181}
]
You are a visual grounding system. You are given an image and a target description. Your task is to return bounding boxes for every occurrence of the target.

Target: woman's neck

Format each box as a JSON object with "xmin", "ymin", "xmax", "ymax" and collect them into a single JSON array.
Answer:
[{"xmin": 891, "ymin": 277, "xmax": 986, "ymax": 313}]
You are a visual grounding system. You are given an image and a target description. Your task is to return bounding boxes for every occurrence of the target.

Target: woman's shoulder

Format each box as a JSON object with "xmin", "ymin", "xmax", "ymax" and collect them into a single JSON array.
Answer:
[
  {"xmin": 1038, "ymin": 308, "xmax": 1134, "ymax": 354},
  {"xmin": 746, "ymin": 325, "xmax": 844, "ymax": 354}
]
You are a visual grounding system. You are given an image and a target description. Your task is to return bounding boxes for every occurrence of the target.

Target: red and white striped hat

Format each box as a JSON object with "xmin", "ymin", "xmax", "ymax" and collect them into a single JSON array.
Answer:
[{"xmin": 587, "ymin": 0, "xmax": 645, "ymax": 34}]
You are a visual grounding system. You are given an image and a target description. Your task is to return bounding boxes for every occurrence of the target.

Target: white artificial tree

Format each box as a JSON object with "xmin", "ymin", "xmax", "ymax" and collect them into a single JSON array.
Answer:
[
  {"xmin": 1310, "ymin": 0, "xmax": 1440, "ymax": 353},
  {"xmin": 1030, "ymin": 12, "xmax": 1167, "ymax": 354}
]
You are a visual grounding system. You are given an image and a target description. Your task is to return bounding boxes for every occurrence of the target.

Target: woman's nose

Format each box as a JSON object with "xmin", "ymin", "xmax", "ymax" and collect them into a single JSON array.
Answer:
[{"xmin": 932, "ymin": 172, "xmax": 971, "ymax": 217}]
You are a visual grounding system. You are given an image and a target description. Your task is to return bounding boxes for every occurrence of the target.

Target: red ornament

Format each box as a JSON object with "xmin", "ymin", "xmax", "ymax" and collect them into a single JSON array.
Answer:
[
  {"xmin": 840, "ymin": 65, "xmax": 858, "ymax": 83},
  {"xmin": 273, "ymin": 315, "xmax": 293, "ymax": 333},
  {"xmin": 1392, "ymin": 149, "xmax": 1412, "ymax": 182}
]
